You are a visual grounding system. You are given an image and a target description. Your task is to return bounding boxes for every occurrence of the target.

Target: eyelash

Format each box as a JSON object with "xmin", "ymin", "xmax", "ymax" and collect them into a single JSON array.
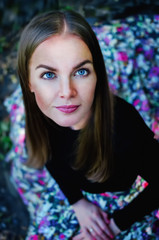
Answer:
[
  {"xmin": 41, "ymin": 72, "xmax": 56, "ymax": 80},
  {"xmin": 74, "ymin": 68, "xmax": 90, "ymax": 77},
  {"xmin": 40, "ymin": 68, "xmax": 90, "ymax": 80}
]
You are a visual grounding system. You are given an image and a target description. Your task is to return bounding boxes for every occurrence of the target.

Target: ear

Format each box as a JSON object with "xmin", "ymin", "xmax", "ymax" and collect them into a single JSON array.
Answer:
[{"xmin": 29, "ymin": 82, "xmax": 34, "ymax": 92}]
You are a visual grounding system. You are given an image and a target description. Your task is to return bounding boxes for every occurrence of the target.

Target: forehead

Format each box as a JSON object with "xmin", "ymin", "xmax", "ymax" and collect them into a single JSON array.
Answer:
[{"xmin": 31, "ymin": 33, "xmax": 92, "ymax": 61}]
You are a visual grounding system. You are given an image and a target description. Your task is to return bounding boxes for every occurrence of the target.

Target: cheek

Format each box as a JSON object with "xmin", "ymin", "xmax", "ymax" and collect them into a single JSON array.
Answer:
[
  {"xmin": 84, "ymin": 80, "xmax": 96, "ymax": 104},
  {"xmin": 33, "ymin": 89, "xmax": 51, "ymax": 112},
  {"xmin": 31, "ymin": 81, "xmax": 56, "ymax": 110}
]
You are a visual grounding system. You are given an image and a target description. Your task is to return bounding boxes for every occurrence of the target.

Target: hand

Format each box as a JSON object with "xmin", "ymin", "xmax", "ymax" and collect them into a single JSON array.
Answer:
[
  {"xmin": 109, "ymin": 218, "xmax": 121, "ymax": 236},
  {"xmin": 72, "ymin": 198, "xmax": 116, "ymax": 240}
]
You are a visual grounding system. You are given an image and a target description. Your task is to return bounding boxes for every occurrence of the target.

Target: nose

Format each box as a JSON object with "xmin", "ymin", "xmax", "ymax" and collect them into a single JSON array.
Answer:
[{"xmin": 59, "ymin": 79, "xmax": 77, "ymax": 99}]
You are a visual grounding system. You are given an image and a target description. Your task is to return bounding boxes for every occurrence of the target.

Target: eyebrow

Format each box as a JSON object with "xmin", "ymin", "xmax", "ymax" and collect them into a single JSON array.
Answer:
[{"xmin": 35, "ymin": 60, "xmax": 93, "ymax": 71}]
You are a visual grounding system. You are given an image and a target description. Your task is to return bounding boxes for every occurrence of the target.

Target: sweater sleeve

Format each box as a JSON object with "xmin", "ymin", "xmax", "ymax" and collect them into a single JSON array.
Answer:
[
  {"xmin": 112, "ymin": 97, "xmax": 159, "ymax": 230},
  {"xmin": 112, "ymin": 137, "xmax": 159, "ymax": 230},
  {"xmin": 112, "ymin": 184, "xmax": 159, "ymax": 230},
  {"xmin": 46, "ymin": 156, "xmax": 84, "ymax": 204},
  {"xmin": 45, "ymin": 125, "xmax": 84, "ymax": 205}
]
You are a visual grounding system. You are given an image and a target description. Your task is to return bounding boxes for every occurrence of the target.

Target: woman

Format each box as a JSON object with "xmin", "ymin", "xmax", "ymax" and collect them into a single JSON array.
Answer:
[{"xmin": 7, "ymin": 10, "xmax": 159, "ymax": 239}]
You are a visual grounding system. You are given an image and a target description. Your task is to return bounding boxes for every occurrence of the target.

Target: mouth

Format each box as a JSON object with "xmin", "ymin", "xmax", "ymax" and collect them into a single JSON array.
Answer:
[{"xmin": 56, "ymin": 105, "xmax": 80, "ymax": 113}]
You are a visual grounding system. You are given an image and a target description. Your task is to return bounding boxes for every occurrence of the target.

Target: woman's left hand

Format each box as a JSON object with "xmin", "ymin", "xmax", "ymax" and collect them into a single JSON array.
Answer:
[{"xmin": 72, "ymin": 198, "xmax": 119, "ymax": 240}]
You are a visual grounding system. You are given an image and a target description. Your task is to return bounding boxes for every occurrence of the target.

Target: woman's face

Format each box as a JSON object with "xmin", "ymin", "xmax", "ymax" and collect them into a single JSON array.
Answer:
[{"xmin": 29, "ymin": 34, "xmax": 97, "ymax": 130}]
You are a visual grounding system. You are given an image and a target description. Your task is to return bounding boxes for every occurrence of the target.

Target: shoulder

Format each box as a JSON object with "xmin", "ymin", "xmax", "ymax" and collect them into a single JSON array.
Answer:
[
  {"xmin": 114, "ymin": 95, "xmax": 138, "ymax": 116},
  {"xmin": 113, "ymin": 94, "xmax": 154, "ymax": 140},
  {"xmin": 113, "ymin": 94, "xmax": 140, "ymax": 123}
]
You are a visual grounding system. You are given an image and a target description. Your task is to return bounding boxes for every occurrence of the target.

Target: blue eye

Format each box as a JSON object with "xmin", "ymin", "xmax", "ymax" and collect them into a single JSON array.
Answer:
[
  {"xmin": 75, "ymin": 69, "xmax": 89, "ymax": 77},
  {"xmin": 43, "ymin": 72, "xmax": 55, "ymax": 80}
]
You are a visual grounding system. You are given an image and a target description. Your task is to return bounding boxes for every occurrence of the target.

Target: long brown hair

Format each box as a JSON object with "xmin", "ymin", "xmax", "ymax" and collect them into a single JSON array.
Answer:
[{"xmin": 17, "ymin": 10, "xmax": 114, "ymax": 182}]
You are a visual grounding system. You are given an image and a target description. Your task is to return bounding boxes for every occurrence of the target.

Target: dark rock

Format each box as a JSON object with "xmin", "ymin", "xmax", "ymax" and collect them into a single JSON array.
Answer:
[{"xmin": 0, "ymin": 162, "xmax": 29, "ymax": 239}]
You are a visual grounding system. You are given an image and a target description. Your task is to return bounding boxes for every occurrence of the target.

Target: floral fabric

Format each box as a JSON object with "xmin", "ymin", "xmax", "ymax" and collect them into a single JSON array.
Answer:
[
  {"xmin": 4, "ymin": 14, "xmax": 159, "ymax": 239},
  {"xmin": 93, "ymin": 14, "xmax": 159, "ymax": 140}
]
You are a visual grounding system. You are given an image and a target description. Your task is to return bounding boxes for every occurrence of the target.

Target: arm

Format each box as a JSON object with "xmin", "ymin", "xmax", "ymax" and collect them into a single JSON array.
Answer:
[
  {"xmin": 112, "ymin": 136, "xmax": 159, "ymax": 230},
  {"xmin": 112, "ymin": 96, "xmax": 159, "ymax": 230}
]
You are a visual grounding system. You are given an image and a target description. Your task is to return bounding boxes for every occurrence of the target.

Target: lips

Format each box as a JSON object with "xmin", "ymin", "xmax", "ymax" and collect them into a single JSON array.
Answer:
[{"xmin": 56, "ymin": 105, "xmax": 80, "ymax": 113}]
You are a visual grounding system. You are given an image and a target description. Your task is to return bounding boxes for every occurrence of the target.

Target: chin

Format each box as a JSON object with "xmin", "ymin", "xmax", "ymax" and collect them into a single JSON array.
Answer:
[{"xmin": 54, "ymin": 120, "xmax": 75, "ymax": 128}]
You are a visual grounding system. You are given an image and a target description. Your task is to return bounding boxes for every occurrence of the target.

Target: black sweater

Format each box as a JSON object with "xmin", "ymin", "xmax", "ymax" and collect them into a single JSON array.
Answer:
[{"xmin": 46, "ymin": 95, "xmax": 159, "ymax": 231}]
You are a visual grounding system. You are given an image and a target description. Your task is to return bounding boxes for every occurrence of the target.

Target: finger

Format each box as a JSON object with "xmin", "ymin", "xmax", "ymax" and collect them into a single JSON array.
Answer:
[
  {"xmin": 100, "ymin": 210, "xmax": 110, "ymax": 224},
  {"xmin": 75, "ymin": 227, "xmax": 94, "ymax": 240},
  {"xmin": 95, "ymin": 235, "xmax": 110, "ymax": 240},
  {"xmin": 98, "ymin": 211, "xmax": 114, "ymax": 239},
  {"xmin": 72, "ymin": 232, "xmax": 84, "ymax": 240},
  {"xmin": 85, "ymin": 228, "xmax": 95, "ymax": 240},
  {"xmin": 88, "ymin": 224, "xmax": 111, "ymax": 240},
  {"xmin": 97, "ymin": 220, "xmax": 114, "ymax": 239}
]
